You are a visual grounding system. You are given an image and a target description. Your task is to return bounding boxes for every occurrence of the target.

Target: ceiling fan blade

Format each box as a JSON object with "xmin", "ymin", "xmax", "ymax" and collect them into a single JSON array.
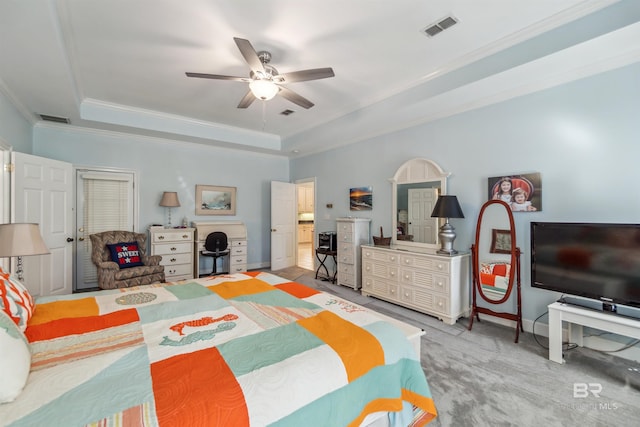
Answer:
[
  {"xmin": 278, "ymin": 67, "xmax": 335, "ymax": 83},
  {"xmin": 278, "ymin": 86, "xmax": 314, "ymax": 109},
  {"xmin": 233, "ymin": 37, "xmax": 266, "ymax": 75},
  {"xmin": 237, "ymin": 90, "xmax": 256, "ymax": 109},
  {"xmin": 185, "ymin": 72, "xmax": 250, "ymax": 82}
]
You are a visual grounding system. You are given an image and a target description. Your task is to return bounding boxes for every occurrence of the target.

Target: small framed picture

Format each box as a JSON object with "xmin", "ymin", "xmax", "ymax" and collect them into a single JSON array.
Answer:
[
  {"xmin": 350, "ymin": 186, "xmax": 372, "ymax": 211},
  {"xmin": 195, "ymin": 185, "xmax": 236, "ymax": 216},
  {"xmin": 490, "ymin": 229, "xmax": 512, "ymax": 254}
]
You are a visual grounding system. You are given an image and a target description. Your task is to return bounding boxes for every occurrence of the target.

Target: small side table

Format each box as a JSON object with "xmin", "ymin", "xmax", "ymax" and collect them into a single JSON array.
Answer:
[{"xmin": 315, "ymin": 247, "xmax": 337, "ymax": 283}]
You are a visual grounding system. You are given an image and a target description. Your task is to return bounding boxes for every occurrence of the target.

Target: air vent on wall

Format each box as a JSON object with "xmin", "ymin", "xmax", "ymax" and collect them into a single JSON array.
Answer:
[
  {"xmin": 38, "ymin": 114, "xmax": 70, "ymax": 124},
  {"xmin": 422, "ymin": 16, "xmax": 458, "ymax": 37}
]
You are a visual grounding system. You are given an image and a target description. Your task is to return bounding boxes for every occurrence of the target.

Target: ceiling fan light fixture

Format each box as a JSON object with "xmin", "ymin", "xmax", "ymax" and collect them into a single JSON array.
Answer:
[{"xmin": 249, "ymin": 80, "xmax": 279, "ymax": 100}]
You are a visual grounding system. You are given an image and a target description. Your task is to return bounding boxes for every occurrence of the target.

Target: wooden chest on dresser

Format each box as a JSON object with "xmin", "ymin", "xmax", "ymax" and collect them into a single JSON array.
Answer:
[
  {"xmin": 361, "ymin": 245, "xmax": 470, "ymax": 325},
  {"xmin": 150, "ymin": 227, "xmax": 195, "ymax": 282},
  {"xmin": 336, "ymin": 217, "xmax": 371, "ymax": 290}
]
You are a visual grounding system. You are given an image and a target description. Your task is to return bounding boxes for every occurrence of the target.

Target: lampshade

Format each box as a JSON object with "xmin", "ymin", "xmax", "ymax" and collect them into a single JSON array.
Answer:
[
  {"xmin": 249, "ymin": 80, "xmax": 279, "ymax": 100},
  {"xmin": 159, "ymin": 191, "xmax": 181, "ymax": 207},
  {"xmin": 431, "ymin": 195, "xmax": 464, "ymax": 219},
  {"xmin": 0, "ymin": 223, "xmax": 50, "ymax": 257}
]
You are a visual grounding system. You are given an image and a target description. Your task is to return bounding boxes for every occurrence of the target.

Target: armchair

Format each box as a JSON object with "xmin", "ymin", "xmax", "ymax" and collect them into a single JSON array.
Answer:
[{"xmin": 90, "ymin": 230, "xmax": 165, "ymax": 290}]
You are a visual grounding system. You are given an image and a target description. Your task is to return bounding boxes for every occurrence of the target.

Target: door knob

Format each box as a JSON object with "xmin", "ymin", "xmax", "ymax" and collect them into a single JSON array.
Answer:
[{"xmin": 66, "ymin": 237, "xmax": 74, "ymax": 242}]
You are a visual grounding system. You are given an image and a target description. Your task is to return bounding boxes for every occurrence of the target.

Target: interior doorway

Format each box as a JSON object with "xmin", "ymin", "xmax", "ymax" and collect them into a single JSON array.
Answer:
[{"xmin": 295, "ymin": 179, "xmax": 315, "ymax": 270}]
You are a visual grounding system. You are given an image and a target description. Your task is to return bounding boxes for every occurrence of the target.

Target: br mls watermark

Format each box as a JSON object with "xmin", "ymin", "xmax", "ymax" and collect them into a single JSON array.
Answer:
[{"xmin": 562, "ymin": 383, "xmax": 620, "ymax": 411}]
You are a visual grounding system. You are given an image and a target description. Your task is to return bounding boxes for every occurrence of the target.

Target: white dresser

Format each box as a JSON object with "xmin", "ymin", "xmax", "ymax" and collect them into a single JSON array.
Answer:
[
  {"xmin": 149, "ymin": 227, "xmax": 195, "ymax": 282},
  {"xmin": 336, "ymin": 218, "xmax": 371, "ymax": 290},
  {"xmin": 192, "ymin": 221, "xmax": 247, "ymax": 276},
  {"xmin": 361, "ymin": 245, "xmax": 470, "ymax": 325}
]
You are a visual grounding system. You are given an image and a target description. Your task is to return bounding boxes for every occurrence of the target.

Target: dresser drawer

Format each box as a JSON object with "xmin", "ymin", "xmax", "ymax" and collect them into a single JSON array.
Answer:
[
  {"xmin": 159, "ymin": 252, "xmax": 192, "ymax": 266},
  {"xmin": 399, "ymin": 254, "xmax": 450, "ymax": 273},
  {"xmin": 337, "ymin": 222, "xmax": 354, "ymax": 235},
  {"xmin": 230, "ymin": 245, "xmax": 247, "ymax": 256},
  {"xmin": 153, "ymin": 230, "xmax": 193, "ymax": 243},
  {"xmin": 165, "ymin": 263, "xmax": 192, "ymax": 278},
  {"xmin": 153, "ymin": 242, "xmax": 192, "ymax": 256},
  {"xmin": 400, "ymin": 269, "xmax": 450, "ymax": 294},
  {"xmin": 230, "ymin": 239, "xmax": 247, "ymax": 248},
  {"xmin": 362, "ymin": 248, "xmax": 399, "ymax": 264},
  {"xmin": 338, "ymin": 241, "xmax": 353, "ymax": 255}
]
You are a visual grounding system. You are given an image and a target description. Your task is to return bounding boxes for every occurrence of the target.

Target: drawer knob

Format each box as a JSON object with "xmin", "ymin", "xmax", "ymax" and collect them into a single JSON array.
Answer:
[
  {"xmin": 182, "ymin": 234, "xmax": 189, "ymax": 239},
  {"xmin": 390, "ymin": 271, "xmax": 395, "ymax": 277},
  {"xmin": 404, "ymin": 274, "xmax": 410, "ymax": 280},
  {"xmin": 438, "ymin": 301, "xmax": 444, "ymax": 307},
  {"xmin": 437, "ymin": 264, "xmax": 443, "ymax": 270},
  {"xmin": 405, "ymin": 259, "xmax": 410, "ymax": 264},
  {"xmin": 170, "ymin": 258, "xmax": 177, "ymax": 262},
  {"xmin": 170, "ymin": 247, "xmax": 177, "ymax": 251},
  {"xmin": 365, "ymin": 266, "xmax": 370, "ymax": 272},
  {"xmin": 158, "ymin": 236, "xmax": 165, "ymax": 240},
  {"xmin": 390, "ymin": 256, "xmax": 396, "ymax": 261}
]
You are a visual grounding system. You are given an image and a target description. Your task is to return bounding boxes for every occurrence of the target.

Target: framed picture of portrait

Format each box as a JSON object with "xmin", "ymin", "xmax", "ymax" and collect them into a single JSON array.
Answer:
[
  {"xmin": 490, "ymin": 229, "xmax": 512, "ymax": 254},
  {"xmin": 195, "ymin": 185, "xmax": 236, "ymax": 216},
  {"xmin": 487, "ymin": 172, "xmax": 542, "ymax": 212}
]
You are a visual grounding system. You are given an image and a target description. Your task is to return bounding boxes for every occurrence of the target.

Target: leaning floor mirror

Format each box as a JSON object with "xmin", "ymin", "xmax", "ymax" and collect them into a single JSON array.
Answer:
[{"xmin": 468, "ymin": 199, "xmax": 523, "ymax": 342}]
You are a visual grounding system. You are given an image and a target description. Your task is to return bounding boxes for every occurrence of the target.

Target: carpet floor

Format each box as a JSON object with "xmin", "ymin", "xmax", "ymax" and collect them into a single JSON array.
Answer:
[{"xmin": 267, "ymin": 267, "xmax": 640, "ymax": 427}]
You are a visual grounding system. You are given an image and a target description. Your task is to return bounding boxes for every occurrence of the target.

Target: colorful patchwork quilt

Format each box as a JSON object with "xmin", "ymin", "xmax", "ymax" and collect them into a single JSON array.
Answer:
[{"xmin": 0, "ymin": 272, "xmax": 437, "ymax": 426}]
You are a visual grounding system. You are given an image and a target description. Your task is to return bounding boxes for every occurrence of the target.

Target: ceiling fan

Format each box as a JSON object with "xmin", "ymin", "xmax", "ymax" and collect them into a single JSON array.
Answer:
[{"xmin": 186, "ymin": 37, "xmax": 335, "ymax": 109}]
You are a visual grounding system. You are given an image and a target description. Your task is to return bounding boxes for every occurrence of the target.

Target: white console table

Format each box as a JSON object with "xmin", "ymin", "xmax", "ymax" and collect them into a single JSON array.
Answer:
[{"xmin": 548, "ymin": 302, "xmax": 640, "ymax": 363}]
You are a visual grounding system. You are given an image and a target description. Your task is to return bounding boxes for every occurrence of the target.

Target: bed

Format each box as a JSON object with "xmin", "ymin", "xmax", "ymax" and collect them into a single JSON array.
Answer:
[{"xmin": 1, "ymin": 271, "xmax": 437, "ymax": 426}]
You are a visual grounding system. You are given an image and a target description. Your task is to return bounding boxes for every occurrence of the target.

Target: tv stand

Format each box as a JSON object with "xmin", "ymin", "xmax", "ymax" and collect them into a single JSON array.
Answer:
[{"xmin": 547, "ymin": 302, "xmax": 640, "ymax": 363}]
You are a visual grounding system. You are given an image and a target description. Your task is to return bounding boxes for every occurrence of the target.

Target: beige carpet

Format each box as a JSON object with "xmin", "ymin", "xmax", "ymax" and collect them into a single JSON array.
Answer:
[{"xmin": 266, "ymin": 265, "xmax": 314, "ymax": 282}]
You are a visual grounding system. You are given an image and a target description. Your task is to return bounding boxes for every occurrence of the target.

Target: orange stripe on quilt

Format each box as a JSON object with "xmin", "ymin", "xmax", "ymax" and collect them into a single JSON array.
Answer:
[
  {"xmin": 298, "ymin": 310, "xmax": 384, "ymax": 382},
  {"xmin": 275, "ymin": 282, "xmax": 320, "ymax": 299},
  {"xmin": 207, "ymin": 278, "xmax": 274, "ymax": 299},
  {"xmin": 403, "ymin": 389, "xmax": 438, "ymax": 425},
  {"xmin": 152, "ymin": 347, "xmax": 249, "ymax": 427},
  {"xmin": 28, "ymin": 297, "xmax": 100, "ymax": 326},
  {"xmin": 25, "ymin": 308, "xmax": 139, "ymax": 342}
]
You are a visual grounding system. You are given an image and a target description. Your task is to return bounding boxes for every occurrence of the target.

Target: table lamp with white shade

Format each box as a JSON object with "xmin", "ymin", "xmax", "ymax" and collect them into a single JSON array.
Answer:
[{"xmin": 0, "ymin": 223, "xmax": 50, "ymax": 280}]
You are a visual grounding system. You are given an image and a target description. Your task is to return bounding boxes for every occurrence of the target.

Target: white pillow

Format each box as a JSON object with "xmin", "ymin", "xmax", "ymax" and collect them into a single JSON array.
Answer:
[{"xmin": 0, "ymin": 309, "xmax": 31, "ymax": 403}]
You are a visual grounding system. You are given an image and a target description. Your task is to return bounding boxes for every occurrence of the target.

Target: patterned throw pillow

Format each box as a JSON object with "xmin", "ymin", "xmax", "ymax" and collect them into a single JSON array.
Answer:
[
  {"xmin": 107, "ymin": 241, "xmax": 145, "ymax": 269},
  {"xmin": 0, "ymin": 266, "xmax": 36, "ymax": 331},
  {"xmin": 0, "ymin": 309, "xmax": 31, "ymax": 403}
]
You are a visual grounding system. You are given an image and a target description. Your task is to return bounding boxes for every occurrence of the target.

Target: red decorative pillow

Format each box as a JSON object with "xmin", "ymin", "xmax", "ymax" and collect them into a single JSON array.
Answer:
[
  {"xmin": 0, "ymin": 266, "xmax": 35, "ymax": 331},
  {"xmin": 107, "ymin": 241, "xmax": 144, "ymax": 269}
]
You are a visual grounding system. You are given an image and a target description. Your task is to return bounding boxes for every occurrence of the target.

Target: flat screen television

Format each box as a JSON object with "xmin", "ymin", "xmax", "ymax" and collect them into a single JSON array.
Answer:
[{"xmin": 531, "ymin": 222, "xmax": 640, "ymax": 310}]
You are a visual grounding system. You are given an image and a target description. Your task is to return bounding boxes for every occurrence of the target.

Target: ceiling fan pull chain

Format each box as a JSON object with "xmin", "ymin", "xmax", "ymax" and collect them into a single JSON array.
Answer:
[{"xmin": 262, "ymin": 100, "xmax": 267, "ymax": 131}]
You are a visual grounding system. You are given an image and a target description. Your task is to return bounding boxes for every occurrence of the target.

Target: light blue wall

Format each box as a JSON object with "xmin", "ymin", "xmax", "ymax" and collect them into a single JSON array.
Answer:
[
  {"xmin": 291, "ymin": 62, "xmax": 640, "ymax": 324},
  {"xmin": 0, "ymin": 90, "xmax": 32, "ymax": 152},
  {"xmin": 33, "ymin": 127, "xmax": 289, "ymax": 268}
]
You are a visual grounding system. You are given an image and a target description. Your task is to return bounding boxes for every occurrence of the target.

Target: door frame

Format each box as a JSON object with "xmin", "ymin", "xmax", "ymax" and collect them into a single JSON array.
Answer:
[
  {"xmin": 73, "ymin": 165, "xmax": 138, "ymax": 291},
  {"xmin": 295, "ymin": 177, "xmax": 316, "ymax": 267}
]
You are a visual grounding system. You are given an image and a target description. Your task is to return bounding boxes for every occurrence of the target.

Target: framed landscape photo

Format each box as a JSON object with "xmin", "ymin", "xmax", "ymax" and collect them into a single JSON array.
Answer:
[{"xmin": 195, "ymin": 185, "xmax": 236, "ymax": 216}]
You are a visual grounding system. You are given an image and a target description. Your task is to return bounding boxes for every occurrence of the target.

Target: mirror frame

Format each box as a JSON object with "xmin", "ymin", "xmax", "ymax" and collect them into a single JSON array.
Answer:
[
  {"xmin": 391, "ymin": 158, "xmax": 450, "ymax": 251},
  {"xmin": 468, "ymin": 199, "xmax": 523, "ymax": 343},
  {"xmin": 472, "ymin": 199, "xmax": 516, "ymax": 305}
]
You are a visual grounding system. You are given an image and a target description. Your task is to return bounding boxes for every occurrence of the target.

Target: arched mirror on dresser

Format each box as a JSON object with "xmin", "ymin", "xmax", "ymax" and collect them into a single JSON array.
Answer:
[
  {"xmin": 391, "ymin": 158, "xmax": 450, "ymax": 251},
  {"xmin": 468, "ymin": 200, "xmax": 523, "ymax": 342}
]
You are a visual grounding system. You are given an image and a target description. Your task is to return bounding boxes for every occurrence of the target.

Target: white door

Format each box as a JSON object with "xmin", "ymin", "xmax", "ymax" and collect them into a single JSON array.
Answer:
[
  {"xmin": 12, "ymin": 152, "xmax": 73, "ymax": 297},
  {"xmin": 408, "ymin": 188, "xmax": 439, "ymax": 244},
  {"xmin": 271, "ymin": 181, "xmax": 296, "ymax": 271},
  {"xmin": 75, "ymin": 170, "xmax": 135, "ymax": 291}
]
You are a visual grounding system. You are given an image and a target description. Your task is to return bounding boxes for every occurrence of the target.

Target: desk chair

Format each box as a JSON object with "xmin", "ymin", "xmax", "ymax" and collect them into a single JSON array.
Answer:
[{"xmin": 201, "ymin": 231, "xmax": 230, "ymax": 276}]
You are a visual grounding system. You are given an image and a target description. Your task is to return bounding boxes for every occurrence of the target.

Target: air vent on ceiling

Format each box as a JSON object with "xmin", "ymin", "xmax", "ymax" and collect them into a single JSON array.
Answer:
[
  {"xmin": 422, "ymin": 16, "xmax": 458, "ymax": 37},
  {"xmin": 280, "ymin": 109, "xmax": 295, "ymax": 116},
  {"xmin": 38, "ymin": 114, "xmax": 70, "ymax": 124}
]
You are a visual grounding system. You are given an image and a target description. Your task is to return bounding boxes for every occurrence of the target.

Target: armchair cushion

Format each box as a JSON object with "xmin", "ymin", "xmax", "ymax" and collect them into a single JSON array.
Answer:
[{"xmin": 107, "ymin": 241, "xmax": 144, "ymax": 269}]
